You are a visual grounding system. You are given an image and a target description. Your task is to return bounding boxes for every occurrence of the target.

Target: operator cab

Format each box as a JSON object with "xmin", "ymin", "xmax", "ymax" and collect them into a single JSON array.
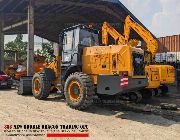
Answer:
[{"xmin": 61, "ymin": 25, "xmax": 99, "ymax": 65}]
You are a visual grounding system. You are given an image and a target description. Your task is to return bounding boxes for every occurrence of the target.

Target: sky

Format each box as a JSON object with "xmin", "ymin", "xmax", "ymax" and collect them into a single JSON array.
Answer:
[
  {"xmin": 120, "ymin": 0, "xmax": 180, "ymax": 37},
  {"xmin": 4, "ymin": 0, "xmax": 180, "ymax": 45}
]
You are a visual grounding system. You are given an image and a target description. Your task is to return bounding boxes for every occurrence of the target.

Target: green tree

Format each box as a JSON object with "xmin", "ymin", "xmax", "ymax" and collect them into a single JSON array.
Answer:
[
  {"xmin": 4, "ymin": 34, "xmax": 27, "ymax": 60},
  {"xmin": 35, "ymin": 42, "xmax": 54, "ymax": 62}
]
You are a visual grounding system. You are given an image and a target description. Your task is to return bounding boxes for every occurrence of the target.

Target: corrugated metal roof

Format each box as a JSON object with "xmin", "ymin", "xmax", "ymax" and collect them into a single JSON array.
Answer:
[{"xmin": 0, "ymin": 0, "xmax": 156, "ymax": 42}]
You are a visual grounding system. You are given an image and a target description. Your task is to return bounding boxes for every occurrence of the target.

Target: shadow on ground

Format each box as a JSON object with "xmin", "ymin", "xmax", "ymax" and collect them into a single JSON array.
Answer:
[
  {"xmin": 18, "ymin": 92, "xmax": 65, "ymax": 102},
  {"xmin": 85, "ymin": 85, "xmax": 180, "ymax": 127},
  {"xmin": 0, "ymin": 87, "xmax": 16, "ymax": 91},
  {"xmin": 11, "ymin": 85, "xmax": 180, "ymax": 127},
  {"xmin": 85, "ymin": 102, "xmax": 180, "ymax": 127}
]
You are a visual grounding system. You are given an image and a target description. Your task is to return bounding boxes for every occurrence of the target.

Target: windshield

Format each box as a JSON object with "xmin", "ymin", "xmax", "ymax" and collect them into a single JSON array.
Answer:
[
  {"xmin": 79, "ymin": 29, "xmax": 99, "ymax": 46},
  {"xmin": 63, "ymin": 27, "xmax": 99, "ymax": 51}
]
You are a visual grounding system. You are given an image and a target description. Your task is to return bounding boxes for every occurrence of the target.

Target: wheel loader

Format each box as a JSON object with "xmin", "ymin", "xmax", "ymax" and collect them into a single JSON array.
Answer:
[{"xmin": 18, "ymin": 24, "xmax": 148, "ymax": 110}]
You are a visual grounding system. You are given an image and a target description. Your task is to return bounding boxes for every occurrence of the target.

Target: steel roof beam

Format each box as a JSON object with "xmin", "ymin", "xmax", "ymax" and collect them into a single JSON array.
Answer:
[{"xmin": 3, "ymin": 19, "xmax": 28, "ymax": 31}]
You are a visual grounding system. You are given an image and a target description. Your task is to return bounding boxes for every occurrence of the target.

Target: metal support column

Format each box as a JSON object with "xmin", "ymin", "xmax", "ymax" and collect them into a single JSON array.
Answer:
[
  {"xmin": 53, "ymin": 42, "xmax": 59, "ymax": 56},
  {"xmin": 27, "ymin": 0, "xmax": 34, "ymax": 76},
  {"xmin": 0, "ymin": 13, "xmax": 4, "ymax": 71}
]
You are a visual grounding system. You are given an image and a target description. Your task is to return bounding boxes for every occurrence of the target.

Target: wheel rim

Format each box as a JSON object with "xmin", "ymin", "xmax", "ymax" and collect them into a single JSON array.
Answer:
[
  {"xmin": 68, "ymin": 81, "xmax": 82, "ymax": 102},
  {"xmin": 34, "ymin": 78, "xmax": 40, "ymax": 94}
]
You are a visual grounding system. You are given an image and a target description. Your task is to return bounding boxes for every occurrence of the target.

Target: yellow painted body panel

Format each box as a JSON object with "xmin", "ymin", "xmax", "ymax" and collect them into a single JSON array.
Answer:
[
  {"xmin": 49, "ymin": 56, "xmax": 61, "ymax": 90},
  {"xmin": 101, "ymin": 21, "xmax": 160, "ymax": 89},
  {"xmin": 145, "ymin": 65, "xmax": 160, "ymax": 89},
  {"xmin": 82, "ymin": 45, "xmax": 145, "ymax": 84},
  {"xmin": 153, "ymin": 65, "xmax": 175, "ymax": 84}
]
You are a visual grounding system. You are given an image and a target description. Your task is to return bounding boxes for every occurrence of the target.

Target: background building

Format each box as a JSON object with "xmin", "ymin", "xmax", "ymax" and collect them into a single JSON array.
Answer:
[
  {"xmin": 158, "ymin": 34, "xmax": 180, "ymax": 86},
  {"xmin": 158, "ymin": 34, "xmax": 180, "ymax": 53}
]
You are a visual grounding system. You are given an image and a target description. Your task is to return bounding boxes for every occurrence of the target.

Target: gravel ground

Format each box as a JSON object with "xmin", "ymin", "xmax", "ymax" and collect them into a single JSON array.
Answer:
[{"xmin": 0, "ymin": 87, "xmax": 180, "ymax": 140}]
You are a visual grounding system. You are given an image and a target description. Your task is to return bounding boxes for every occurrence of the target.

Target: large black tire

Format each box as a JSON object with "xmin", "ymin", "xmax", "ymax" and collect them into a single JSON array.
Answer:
[
  {"xmin": 15, "ymin": 80, "xmax": 20, "ymax": 90},
  {"xmin": 7, "ymin": 85, "xmax": 11, "ymax": 89},
  {"xmin": 64, "ymin": 72, "xmax": 95, "ymax": 110},
  {"xmin": 128, "ymin": 91, "xmax": 142, "ymax": 103},
  {"xmin": 153, "ymin": 88, "xmax": 159, "ymax": 96},
  {"xmin": 17, "ymin": 81, "xmax": 26, "ymax": 95},
  {"xmin": 17, "ymin": 88, "xmax": 22, "ymax": 95},
  {"xmin": 140, "ymin": 89, "xmax": 153, "ymax": 99},
  {"xmin": 32, "ymin": 73, "xmax": 51, "ymax": 100},
  {"xmin": 160, "ymin": 84, "xmax": 169, "ymax": 95}
]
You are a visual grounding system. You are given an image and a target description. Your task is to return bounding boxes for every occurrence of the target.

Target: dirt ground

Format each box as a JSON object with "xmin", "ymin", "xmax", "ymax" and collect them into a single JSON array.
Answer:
[{"xmin": 0, "ymin": 86, "xmax": 180, "ymax": 140}]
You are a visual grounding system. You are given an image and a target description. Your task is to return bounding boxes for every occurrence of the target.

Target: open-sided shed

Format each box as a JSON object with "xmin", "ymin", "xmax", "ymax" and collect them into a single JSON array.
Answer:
[{"xmin": 0, "ymin": 0, "xmax": 155, "ymax": 75}]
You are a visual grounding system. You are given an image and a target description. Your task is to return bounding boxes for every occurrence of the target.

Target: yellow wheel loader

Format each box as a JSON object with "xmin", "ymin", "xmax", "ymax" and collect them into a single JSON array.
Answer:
[{"xmin": 18, "ymin": 25, "xmax": 148, "ymax": 110}]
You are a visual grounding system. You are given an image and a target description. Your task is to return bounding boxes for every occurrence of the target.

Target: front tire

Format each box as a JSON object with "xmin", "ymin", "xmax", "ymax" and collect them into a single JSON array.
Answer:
[
  {"xmin": 64, "ymin": 72, "xmax": 95, "ymax": 110},
  {"xmin": 32, "ymin": 73, "xmax": 51, "ymax": 100}
]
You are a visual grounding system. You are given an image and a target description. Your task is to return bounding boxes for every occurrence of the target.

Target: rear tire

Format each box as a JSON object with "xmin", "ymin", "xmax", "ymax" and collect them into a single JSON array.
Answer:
[
  {"xmin": 32, "ymin": 73, "xmax": 51, "ymax": 100},
  {"xmin": 64, "ymin": 72, "xmax": 95, "ymax": 110},
  {"xmin": 160, "ymin": 84, "xmax": 169, "ymax": 95},
  {"xmin": 129, "ymin": 91, "xmax": 142, "ymax": 103},
  {"xmin": 140, "ymin": 89, "xmax": 153, "ymax": 99},
  {"xmin": 154, "ymin": 88, "xmax": 159, "ymax": 96}
]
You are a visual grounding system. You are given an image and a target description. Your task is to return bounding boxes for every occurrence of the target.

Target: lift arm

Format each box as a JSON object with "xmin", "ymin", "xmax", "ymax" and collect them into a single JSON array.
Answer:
[
  {"xmin": 102, "ymin": 22, "xmax": 139, "ymax": 47},
  {"xmin": 102, "ymin": 16, "xmax": 158, "ymax": 61},
  {"xmin": 124, "ymin": 16, "xmax": 158, "ymax": 60},
  {"xmin": 102, "ymin": 22, "xmax": 126, "ymax": 46}
]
